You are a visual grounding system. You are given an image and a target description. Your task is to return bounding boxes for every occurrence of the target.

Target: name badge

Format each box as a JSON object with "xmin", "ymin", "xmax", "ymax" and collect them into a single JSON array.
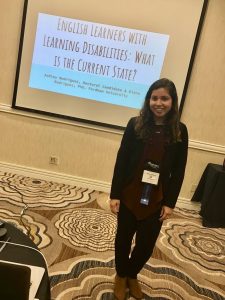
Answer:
[{"xmin": 142, "ymin": 170, "xmax": 159, "ymax": 185}]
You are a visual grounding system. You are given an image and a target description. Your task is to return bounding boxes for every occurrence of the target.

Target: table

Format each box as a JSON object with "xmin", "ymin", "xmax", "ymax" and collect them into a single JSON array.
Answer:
[
  {"xmin": 0, "ymin": 222, "xmax": 51, "ymax": 300},
  {"xmin": 191, "ymin": 163, "xmax": 225, "ymax": 228}
]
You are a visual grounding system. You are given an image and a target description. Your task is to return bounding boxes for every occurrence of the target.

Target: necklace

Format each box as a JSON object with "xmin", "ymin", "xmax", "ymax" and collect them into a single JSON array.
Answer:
[{"xmin": 155, "ymin": 124, "xmax": 164, "ymax": 134}]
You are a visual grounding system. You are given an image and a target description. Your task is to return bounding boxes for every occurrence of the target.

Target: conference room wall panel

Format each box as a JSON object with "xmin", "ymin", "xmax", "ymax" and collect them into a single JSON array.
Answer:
[
  {"xmin": 181, "ymin": 0, "xmax": 225, "ymax": 145},
  {"xmin": 0, "ymin": 112, "xmax": 119, "ymax": 184},
  {"xmin": 0, "ymin": 1, "xmax": 24, "ymax": 104},
  {"xmin": 0, "ymin": 0, "xmax": 225, "ymax": 200}
]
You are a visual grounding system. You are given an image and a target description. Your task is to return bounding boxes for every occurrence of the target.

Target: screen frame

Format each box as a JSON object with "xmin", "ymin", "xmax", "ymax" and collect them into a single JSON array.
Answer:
[{"xmin": 12, "ymin": 0, "xmax": 209, "ymax": 130}]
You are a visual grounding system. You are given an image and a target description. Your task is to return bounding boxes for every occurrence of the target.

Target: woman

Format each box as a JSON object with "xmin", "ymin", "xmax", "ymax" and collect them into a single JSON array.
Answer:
[{"xmin": 110, "ymin": 78, "xmax": 188, "ymax": 300}]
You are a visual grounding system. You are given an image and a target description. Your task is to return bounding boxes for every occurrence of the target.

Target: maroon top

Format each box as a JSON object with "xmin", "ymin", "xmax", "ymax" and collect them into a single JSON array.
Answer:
[{"xmin": 121, "ymin": 126, "xmax": 167, "ymax": 220}]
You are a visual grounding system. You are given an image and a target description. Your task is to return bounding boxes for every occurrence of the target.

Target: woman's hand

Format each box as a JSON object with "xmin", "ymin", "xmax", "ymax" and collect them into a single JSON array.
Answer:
[
  {"xmin": 159, "ymin": 205, "xmax": 173, "ymax": 222},
  {"xmin": 110, "ymin": 199, "xmax": 120, "ymax": 214}
]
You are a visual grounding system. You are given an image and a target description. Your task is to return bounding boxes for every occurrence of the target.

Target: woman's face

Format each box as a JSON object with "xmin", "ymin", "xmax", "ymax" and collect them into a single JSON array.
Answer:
[{"xmin": 149, "ymin": 87, "xmax": 173, "ymax": 123}]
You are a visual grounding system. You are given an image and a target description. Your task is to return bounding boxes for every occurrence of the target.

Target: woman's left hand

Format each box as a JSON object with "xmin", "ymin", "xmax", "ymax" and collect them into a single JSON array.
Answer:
[{"xmin": 159, "ymin": 205, "xmax": 173, "ymax": 222}]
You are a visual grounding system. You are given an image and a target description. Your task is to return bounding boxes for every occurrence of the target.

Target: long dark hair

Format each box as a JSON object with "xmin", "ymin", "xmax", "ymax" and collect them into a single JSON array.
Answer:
[{"xmin": 135, "ymin": 78, "xmax": 181, "ymax": 143}]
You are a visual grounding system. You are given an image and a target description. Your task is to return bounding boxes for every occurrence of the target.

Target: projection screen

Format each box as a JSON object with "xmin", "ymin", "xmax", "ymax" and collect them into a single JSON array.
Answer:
[{"xmin": 12, "ymin": 0, "xmax": 208, "ymax": 129}]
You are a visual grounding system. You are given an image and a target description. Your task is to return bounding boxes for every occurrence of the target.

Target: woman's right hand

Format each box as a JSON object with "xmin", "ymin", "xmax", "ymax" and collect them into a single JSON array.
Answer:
[{"xmin": 110, "ymin": 199, "xmax": 120, "ymax": 214}]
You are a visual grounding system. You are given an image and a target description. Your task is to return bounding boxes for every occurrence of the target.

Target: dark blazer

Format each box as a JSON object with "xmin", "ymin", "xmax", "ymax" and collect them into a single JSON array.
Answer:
[{"xmin": 110, "ymin": 117, "xmax": 188, "ymax": 208}]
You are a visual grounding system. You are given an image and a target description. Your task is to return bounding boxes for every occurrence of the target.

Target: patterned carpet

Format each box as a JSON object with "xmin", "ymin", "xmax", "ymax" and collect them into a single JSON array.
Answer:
[{"xmin": 0, "ymin": 171, "xmax": 225, "ymax": 300}]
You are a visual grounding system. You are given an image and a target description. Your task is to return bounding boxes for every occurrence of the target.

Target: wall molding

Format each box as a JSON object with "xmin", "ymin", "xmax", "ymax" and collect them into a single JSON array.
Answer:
[
  {"xmin": 0, "ymin": 161, "xmax": 195, "ymax": 205},
  {"xmin": 189, "ymin": 139, "xmax": 225, "ymax": 154},
  {"xmin": 0, "ymin": 161, "xmax": 110, "ymax": 193},
  {"xmin": 0, "ymin": 103, "xmax": 11, "ymax": 110},
  {"xmin": 0, "ymin": 103, "xmax": 121, "ymax": 135},
  {"xmin": 1, "ymin": 102, "xmax": 225, "ymax": 154},
  {"xmin": 0, "ymin": 161, "xmax": 196, "ymax": 204}
]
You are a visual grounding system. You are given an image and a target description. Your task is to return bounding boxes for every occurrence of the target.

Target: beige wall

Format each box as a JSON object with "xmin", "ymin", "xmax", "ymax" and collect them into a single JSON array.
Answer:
[
  {"xmin": 180, "ymin": 0, "xmax": 225, "ymax": 198},
  {"xmin": 0, "ymin": 0, "xmax": 225, "ymax": 199}
]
